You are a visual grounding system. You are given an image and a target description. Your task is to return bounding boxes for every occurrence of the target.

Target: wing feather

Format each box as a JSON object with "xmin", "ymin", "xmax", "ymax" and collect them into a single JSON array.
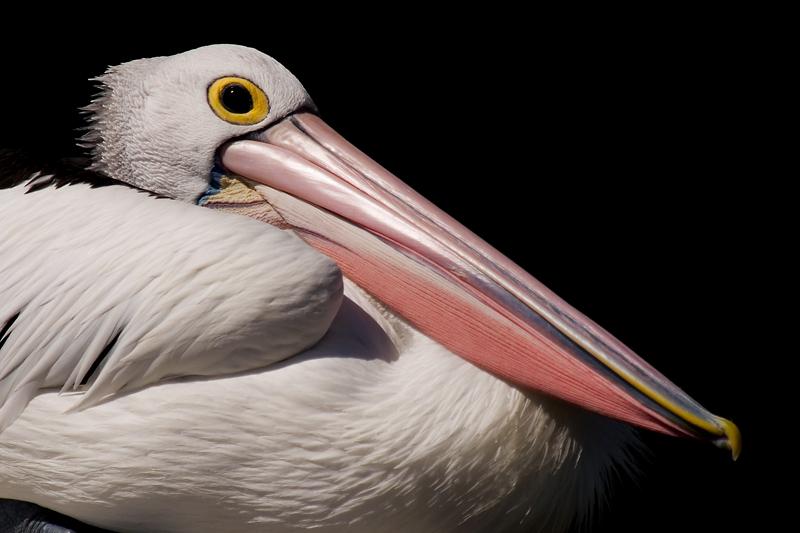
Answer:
[{"xmin": 0, "ymin": 182, "xmax": 342, "ymax": 432}]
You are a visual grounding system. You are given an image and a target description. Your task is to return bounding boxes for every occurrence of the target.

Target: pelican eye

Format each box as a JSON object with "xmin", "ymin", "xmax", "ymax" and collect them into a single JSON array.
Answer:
[
  {"xmin": 208, "ymin": 76, "xmax": 269, "ymax": 125},
  {"xmin": 221, "ymin": 84, "xmax": 253, "ymax": 113}
]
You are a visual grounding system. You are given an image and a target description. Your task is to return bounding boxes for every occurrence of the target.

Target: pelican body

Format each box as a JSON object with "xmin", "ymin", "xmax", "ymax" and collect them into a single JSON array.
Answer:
[{"xmin": 0, "ymin": 45, "xmax": 738, "ymax": 532}]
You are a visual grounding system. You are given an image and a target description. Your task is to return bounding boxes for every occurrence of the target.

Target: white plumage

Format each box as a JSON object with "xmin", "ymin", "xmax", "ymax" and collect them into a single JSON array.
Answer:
[{"xmin": 0, "ymin": 182, "xmax": 341, "ymax": 432}]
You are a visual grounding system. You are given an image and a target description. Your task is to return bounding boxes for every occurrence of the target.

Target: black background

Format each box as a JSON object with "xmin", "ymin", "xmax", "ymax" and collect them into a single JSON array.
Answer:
[{"xmin": 0, "ymin": 8, "xmax": 780, "ymax": 532}]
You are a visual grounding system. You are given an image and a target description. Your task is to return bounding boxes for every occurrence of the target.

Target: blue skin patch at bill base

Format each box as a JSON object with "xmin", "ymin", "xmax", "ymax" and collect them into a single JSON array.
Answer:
[{"xmin": 197, "ymin": 163, "xmax": 227, "ymax": 206}]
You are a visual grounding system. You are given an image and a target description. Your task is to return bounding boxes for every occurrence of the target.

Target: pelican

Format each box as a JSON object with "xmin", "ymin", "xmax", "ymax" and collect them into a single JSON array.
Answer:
[{"xmin": 0, "ymin": 45, "xmax": 739, "ymax": 533}]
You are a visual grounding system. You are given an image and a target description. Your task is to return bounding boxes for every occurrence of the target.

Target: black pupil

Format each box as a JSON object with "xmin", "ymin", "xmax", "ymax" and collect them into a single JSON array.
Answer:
[{"xmin": 220, "ymin": 83, "xmax": 254, "ymax": 114}]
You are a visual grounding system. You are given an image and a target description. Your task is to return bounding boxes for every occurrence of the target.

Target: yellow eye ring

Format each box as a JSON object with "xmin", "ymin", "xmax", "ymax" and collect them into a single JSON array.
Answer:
[{"xmin": 208, "ymin": 77, "xmax": 269, "ymax": 125}]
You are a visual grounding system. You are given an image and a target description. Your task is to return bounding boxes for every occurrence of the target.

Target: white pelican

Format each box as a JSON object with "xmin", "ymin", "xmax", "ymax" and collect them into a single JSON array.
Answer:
[{"xmin": 0, "ymin": 44, "xmax": 739, "ymax": 533}]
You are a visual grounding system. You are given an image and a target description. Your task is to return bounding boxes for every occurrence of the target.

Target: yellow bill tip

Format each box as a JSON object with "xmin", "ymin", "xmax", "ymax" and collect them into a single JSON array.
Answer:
[{"xmin": 713, "ymin": 417, "xmax": 741, "ymax": 460}]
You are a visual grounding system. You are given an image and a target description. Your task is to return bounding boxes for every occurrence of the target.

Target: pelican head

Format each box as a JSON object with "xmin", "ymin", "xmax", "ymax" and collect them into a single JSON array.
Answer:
[
  {"xmin": 82, "ymin": 44, "xmax": 739, "ymax": 458},
  {"xmin": 83, "ymin": 45, "xmax": 313, "ymax": 201}
]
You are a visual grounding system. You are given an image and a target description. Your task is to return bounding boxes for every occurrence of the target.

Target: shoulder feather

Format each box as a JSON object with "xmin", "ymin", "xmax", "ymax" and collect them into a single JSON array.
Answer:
[{"xmin": 0, "ymin": 183, "xmax": 342, "ymax": 432}]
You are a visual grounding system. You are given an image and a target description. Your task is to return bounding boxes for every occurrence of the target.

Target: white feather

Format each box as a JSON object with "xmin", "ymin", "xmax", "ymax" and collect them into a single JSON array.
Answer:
[{"xmin": 0, "ymin": 182, "xmax": 342, "ymax": 432}]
